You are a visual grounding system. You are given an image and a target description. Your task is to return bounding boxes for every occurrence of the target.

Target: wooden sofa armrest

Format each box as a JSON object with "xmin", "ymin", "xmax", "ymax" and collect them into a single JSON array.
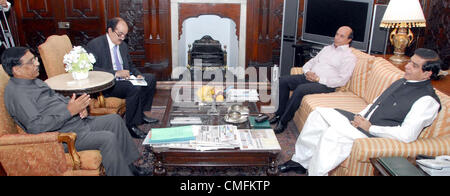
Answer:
[
  {"xmin": 58, "ymin": 132, "xmax": 81, "ymax": 170},
  {"xmin": 350, "ymin": 135, "xmax": 450, "ymax": 162}
]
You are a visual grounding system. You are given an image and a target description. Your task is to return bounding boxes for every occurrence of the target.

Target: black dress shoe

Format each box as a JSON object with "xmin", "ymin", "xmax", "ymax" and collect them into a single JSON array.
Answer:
[
  {"xmin": 278, "ymin": 160, "xmax": 307, "ymax": 174},
  {"xmin": 143, "ymin": 116, "xmax": 159, "ymax": 124},
  {"xmin": 128, "ymin": 126, "xmax": 147, "ymax": 139},
  {"xmin": 274, "ymin": 122, "xmax": 287, "ymax": 134},
  {"xmin": 129, "ymin": 164, "xmax": 150, "ymax": 176},
  {"xmin": 268, "ymin": 115, "xmax": 280, "ymax": 124}
]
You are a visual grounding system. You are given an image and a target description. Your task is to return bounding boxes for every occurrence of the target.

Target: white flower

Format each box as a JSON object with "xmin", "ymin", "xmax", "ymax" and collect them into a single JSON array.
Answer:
[{"xmin": 64, "ymin": 46, "xmax": 96, "ymax": 73}]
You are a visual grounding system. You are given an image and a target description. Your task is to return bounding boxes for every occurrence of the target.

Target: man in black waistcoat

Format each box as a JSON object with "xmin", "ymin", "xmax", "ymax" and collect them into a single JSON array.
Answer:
[
  {"xmin": 86, "ymin": 17, "xmax": 158, "ymax": 139},
  {"xmin": 278, "ymin": 48, "xmax": 442, "ymax": 176}
]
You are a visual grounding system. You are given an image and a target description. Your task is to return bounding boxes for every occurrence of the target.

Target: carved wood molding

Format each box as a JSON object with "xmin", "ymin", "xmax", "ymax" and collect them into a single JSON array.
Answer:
[
  {"xmin": 424, "ymin": 0, "xmax": 449, "ymax": 70},
  {"xmin": 178, "ymin": 3, "xmax": 241, "ymax": 40},
  {"xmin": 119, "ymin": 0, "xmax": 145, "ymax": 52}
]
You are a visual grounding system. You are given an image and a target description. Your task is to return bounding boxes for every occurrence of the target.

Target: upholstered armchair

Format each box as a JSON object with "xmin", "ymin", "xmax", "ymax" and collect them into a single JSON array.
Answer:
[
  {"xmin": 0, "ymin": 66, "xmax": 104, "ymax": 176},
  {"xmin": 38, "ymin": 34, "xmax": 126, "ymax": 116}
]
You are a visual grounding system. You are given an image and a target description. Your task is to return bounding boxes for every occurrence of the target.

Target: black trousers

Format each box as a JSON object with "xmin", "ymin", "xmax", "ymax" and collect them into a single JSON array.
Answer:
[
  {"xmin": 276, "ymin": 74, "xmax": 335, "ymax": 125},
  {"xmin": 103, "ymin": 73, "xmax": 156, "ymax": 127}
]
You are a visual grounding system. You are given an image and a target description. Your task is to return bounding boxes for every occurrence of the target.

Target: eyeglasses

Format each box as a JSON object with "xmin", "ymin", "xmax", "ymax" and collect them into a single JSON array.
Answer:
[
  {"xmin": 113, "ymin": 30, "xmax": 127, "ymax": 39},
  {"xmin": 22, "ymin": 56, "xmax": 38, "ymax": 65}
]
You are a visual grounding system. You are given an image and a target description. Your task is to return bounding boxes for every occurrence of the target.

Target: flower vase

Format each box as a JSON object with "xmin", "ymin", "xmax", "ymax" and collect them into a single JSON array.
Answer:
[{"xmin": 71, "ymin": 71, "xmax": 89, "ymax": 80}]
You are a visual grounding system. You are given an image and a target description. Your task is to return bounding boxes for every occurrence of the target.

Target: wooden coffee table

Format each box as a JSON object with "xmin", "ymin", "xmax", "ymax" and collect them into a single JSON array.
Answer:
[
  {"xmin": 151, "ymin": 147, "xmax": 280, "ymax": 176},
  {"xmin": 151, "ymin": 88, "xmax": 280, "ymax": 176}
]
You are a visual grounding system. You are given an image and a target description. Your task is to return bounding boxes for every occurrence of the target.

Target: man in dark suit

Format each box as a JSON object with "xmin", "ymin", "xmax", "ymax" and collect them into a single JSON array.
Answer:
[{"xmin": 86, "ymin": 17, "xmax": 158, "ymax": 139}]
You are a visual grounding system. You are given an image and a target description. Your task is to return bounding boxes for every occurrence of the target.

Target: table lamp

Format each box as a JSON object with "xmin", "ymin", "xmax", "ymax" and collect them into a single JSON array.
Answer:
[{"xmin": 380, "ymin": 0, "xmax": 426, "ymax": 64}]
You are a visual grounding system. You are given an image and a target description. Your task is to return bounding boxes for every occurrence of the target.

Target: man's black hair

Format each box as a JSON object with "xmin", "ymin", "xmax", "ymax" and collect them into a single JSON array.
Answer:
[
  {"xmin": 1, "ymin": 47, "xmax": 29, "ymax": 77},
  {"xmin": 414, "ymin": 48, "xmax": 442, "ymax": 80},
  {"xmin": 106, "ymin": 17, "xmax": 124, "ymax": 32}
]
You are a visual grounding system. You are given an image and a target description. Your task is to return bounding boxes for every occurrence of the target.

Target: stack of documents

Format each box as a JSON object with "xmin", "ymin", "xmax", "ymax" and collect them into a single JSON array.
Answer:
[
  {"xmin": 144, "ymin": 125, "xmax": 241, "ymax": 151},
  {"xmin": 239, "ymin": 129, "xmax": 281, "ymax": 150},
  {"xmin": 128, "ymin": 75, "xmax": 147, "ymax": 86},
  {"xmin": 144, "ymin": 126, "xmax": 281, "ymax": 152},
  {"xmin": 143, "ymin": 126, "xmax": 195, "ymax": 144},
  {"xmin": 226, "ymin": 89, "xmax": 259, "ymax": 102},
  {"xmin": 170, "ymin": 117, "xmax": 202, "ymax": 125}
]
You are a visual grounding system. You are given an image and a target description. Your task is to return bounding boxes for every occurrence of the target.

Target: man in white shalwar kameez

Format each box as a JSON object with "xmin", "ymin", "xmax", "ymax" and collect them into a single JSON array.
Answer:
[{"xmin": 279, "ymin": 48, "xmax": 442, "ymax": 176}]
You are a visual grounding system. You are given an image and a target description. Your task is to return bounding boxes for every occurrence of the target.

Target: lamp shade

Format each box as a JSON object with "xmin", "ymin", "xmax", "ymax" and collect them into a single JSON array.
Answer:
[{"xmin": 380, "ymin": 0, "xmax": 426, "ymax": 28}]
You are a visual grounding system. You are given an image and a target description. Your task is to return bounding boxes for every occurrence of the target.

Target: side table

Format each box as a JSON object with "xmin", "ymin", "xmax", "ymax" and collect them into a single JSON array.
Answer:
[
  {"xmin": 45, "ymin": 71, "xmax": 115, "ymax": 96},
  {"xmin": 45, "ymin": 71, "xmax": 115, "ymax": 108},
  {"xmin": 370, "ymin": 157, "xmax": 428, "ymax": 176}
]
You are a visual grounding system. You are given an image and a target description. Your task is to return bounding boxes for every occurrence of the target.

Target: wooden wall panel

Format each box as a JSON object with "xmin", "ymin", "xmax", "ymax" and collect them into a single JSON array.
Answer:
[
  {"xmin": 13, "ymin": 0, "xmax": 117, "ymax": 80},
  {"xmin": 65, "ymin": 0, "xmax": 107, "ymax": 46},
  {"xmin": 423, "ymin": 0, "xmax": 449, "ymax": 70},
  {"xmin": 247, "ymin": 0, "xmax": 284, "ymax": 67},
  {"xmin": 141, "ymin": 0, "xmax": 171, "ymax": 80},
  {"xmin": 10, "ymin": 0, "xmax": 446, "ymax": 82}
]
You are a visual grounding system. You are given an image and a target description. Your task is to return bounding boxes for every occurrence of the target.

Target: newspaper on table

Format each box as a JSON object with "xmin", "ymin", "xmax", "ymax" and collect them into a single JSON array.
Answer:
[
  {"xmin": 239, "ymin": 129, "xmax": 281, "ymax": 150},
  {"xmin": 148, "ymin": 125, "xmax": 241, "ymax": 151}
]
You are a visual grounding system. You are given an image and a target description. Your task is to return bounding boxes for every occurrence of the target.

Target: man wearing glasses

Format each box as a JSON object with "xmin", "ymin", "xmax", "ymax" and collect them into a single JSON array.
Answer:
[
  {"xmin": 86, "ymin": 17, "xmax": 158, "ymax": 139},
  {"xmin": 2, "ymin": 47, "xmax": 145, "ymax": 176}
]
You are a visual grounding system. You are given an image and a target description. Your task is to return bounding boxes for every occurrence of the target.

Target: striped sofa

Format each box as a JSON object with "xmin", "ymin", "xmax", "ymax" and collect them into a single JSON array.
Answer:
[{"xmin": 290, "ymin": 49, "xmax": 450, "ymax": 176}]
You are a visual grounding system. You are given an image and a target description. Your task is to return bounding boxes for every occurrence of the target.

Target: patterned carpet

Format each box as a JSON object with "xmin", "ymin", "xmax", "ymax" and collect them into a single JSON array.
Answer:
[{"xmin": 132, "ymin": 107, "xmax": 304, "ymax": 176}]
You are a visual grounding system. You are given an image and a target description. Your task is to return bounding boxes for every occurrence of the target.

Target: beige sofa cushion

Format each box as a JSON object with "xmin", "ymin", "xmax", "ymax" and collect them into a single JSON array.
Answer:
[
  {"xmin": 296, "ymin": 91, "xmax": 368, "ymax": 131},
  {"xmin": 419, "ymin": 90, "xmax": 450, "ymax": 138},
  {"xmin": 362, "ymin": 57, "xmax": 403, "ymax": 104},
  {"xmin": 343, "ymin": 49, "xmax": 375, "ymax": 98}
]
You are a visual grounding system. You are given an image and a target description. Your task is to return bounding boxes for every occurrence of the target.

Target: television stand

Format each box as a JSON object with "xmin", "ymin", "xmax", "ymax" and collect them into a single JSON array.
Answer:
[{"xmin": 292, "ymin": 42, "xmax": 325, "ymax": 66}]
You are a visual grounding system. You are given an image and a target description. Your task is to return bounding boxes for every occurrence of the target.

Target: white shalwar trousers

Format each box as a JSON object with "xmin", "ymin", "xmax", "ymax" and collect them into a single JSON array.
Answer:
[{"xmin": 291, "ymin": 107, "xmax": 369, "ymax": 176}]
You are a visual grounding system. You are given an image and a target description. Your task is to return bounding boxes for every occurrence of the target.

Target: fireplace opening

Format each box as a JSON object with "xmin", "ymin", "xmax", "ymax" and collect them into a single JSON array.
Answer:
[{"xmin": 188, "ymin": 35, "xmax": 227, "ymax": 69}]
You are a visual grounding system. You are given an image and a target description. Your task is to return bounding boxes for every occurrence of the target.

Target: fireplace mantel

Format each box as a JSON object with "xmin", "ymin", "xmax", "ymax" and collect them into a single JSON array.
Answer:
[{"xmin": 171, "ymin": 0, "xmax": 247, "ymax": 79}]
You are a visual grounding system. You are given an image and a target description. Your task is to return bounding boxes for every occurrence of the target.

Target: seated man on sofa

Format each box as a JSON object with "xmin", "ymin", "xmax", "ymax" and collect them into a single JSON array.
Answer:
[
  {"xmin": 279, "ymin": 48, "xmax": 442, "ymax": 176},
  {"xmin": 1, "ymin": 47, "xmax": 148, "ymax": 176},
  {"xmin": 269, "ymin": 26, "xmax": 356, "ymax": 133}
]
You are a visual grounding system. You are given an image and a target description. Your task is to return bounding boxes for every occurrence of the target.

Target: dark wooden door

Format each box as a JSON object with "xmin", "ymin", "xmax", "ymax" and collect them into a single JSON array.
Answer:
[{"xmin": 14, "ymin": 0, "xmax": 108, "ymax": 53}]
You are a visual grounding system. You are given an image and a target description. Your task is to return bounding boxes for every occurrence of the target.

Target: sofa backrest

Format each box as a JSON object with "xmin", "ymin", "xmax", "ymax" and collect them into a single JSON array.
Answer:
[
  {"xmin": 343, "ymin": 48, "xmax": 376, "ymax": 99},
  {"xmin": 419, "ymin": 90, "xmax": 450, "ymax": 138},
  {"xmin": 0, "ymin": 66, "xmax": 20, "ymax": 136},
  {"xmin": 362, "ymin": 57, "xmax": 403, "ymax": 104}
]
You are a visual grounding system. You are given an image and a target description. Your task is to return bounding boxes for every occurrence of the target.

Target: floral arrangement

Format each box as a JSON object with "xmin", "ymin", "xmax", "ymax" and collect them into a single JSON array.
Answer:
[
  {"xmin": 196, "ymin": 85, "xmax": 224, "ymax": 102},
  {"xmin": 63, "ymin": 46, "xmax": 96, "ymax": 73}
]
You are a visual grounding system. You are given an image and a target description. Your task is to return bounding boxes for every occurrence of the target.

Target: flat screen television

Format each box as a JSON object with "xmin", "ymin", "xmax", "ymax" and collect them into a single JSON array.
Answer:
[{"xmin": 301, "ymin": 0, "xmax": 374, "ymax": 51}]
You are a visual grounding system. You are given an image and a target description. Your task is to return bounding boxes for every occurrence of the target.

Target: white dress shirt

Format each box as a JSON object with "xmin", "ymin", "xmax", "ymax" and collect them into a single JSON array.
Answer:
[
  {"xmin": 106, "ymin": 34, "xmax": 124, "ymax": 71},
  {"xmin": 1, "ymin": 1, "xmax": 11, "ymax": 12},
  {"xmin": 302, "ymin": 44, "xmax": 356, "ymax": 88}
]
